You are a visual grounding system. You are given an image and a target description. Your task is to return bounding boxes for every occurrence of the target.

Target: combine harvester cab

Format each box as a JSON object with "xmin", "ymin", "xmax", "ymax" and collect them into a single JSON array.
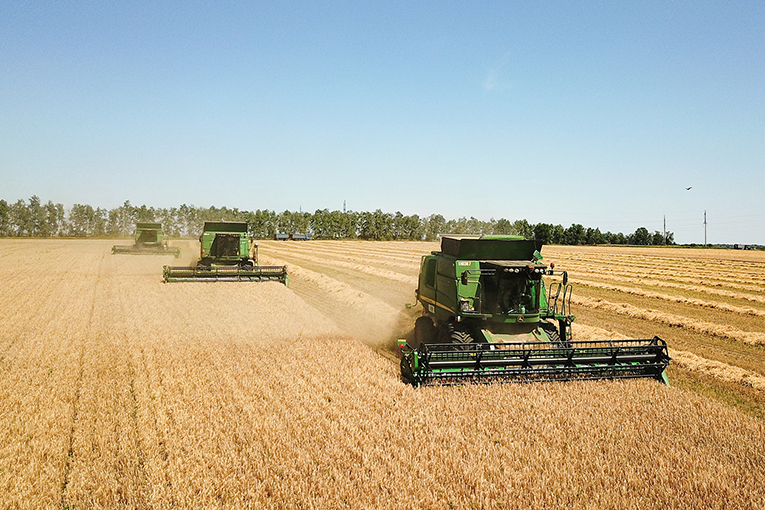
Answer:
[
  {"xmin": 112, "ymin": 223, "xmax": 181, "ymax": 257},
  {"xmin": 399, "ymin": 235, "xmax": 670, "ymax": 386},
  {"xmin": 163, "ymin": 221, "xmax": 288, "ymax": 284}
]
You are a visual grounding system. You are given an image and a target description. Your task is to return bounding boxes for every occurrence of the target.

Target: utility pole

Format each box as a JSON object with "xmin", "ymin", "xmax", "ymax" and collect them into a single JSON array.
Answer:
[
  {"xmin": 663, "ymin": 215, "xmax": 666, "ymax": 246},
  {"xmin": 343, "ymin": 200, "xmax": 346, "ymax": 214},
  {"xmin": 703, "ymin": 210, "xmax": 707, "ymax": 245}
]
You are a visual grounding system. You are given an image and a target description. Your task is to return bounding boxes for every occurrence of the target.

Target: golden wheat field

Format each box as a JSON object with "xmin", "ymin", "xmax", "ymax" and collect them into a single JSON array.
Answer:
[{"xmin": 1, "ymin": 239, "xmax": 765, "ymax": 509}]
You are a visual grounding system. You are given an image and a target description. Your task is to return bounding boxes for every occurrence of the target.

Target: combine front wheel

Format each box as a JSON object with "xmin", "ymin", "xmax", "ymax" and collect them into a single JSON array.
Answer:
[
  {"xmin": 541, "ymin": 322, "xmax": 567, "ymax": 348},
  {"xmin": 413, "ymin": 316, "xmax": 436, "ymax": 349},
  {"xmin": 451, "ymin": 330, "xmax": 473, "ymax": 344},
  {"xmin": 400, "ymin": 356, "xmax": 416, "ymax": 385}
]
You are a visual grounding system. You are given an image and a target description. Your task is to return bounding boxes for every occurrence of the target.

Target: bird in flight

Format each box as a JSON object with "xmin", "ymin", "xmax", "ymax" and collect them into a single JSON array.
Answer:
[{"xmin": 686, "ymin": 186, "xmax": 692, "ymax": 190}]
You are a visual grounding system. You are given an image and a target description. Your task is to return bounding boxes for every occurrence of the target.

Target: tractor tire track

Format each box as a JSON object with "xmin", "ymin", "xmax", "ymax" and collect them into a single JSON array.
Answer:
[{"xmin": 59, "ymin": 338, "xmax": 85, "ymax": 509}]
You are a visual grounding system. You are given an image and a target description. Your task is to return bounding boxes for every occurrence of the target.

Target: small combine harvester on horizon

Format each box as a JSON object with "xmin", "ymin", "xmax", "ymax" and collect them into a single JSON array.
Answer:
[
  {"xmin": 163, "ymin": 221, "xmax": 288, "ymax": 284},
  {"xmin": 398, "ymin": 235, "xmax": 670, "ymax": 386},
  {"xmin": 112, "ymin": 222, "xmax": 181, "ymax": 257}
]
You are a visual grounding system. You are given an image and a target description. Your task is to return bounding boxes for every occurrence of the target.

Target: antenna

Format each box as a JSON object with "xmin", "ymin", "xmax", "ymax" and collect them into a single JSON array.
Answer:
[{"xmin": 703, "ymin": 210, "xmax": 707, "ymax": 245}]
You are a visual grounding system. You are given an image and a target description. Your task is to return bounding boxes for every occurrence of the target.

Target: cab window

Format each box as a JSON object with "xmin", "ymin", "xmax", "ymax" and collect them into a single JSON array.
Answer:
[{"xmin": 424, "ymin": 259, "xmax": 437, "ymax": 288}]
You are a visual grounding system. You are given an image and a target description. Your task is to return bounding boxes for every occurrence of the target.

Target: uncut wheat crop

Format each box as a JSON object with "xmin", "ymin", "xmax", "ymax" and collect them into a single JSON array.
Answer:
[{"xmin": 1, "ymin": 239, "xmax": 764, "ymax": 509}]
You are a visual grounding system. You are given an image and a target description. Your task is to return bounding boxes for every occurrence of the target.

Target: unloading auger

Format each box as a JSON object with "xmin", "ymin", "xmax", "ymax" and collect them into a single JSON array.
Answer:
[
  {"xmin": 162, "ymin": 221, "xmax": 288, "ymax": 284},
  {"xmin": 398, "ymin": 235, "xmax": 670, "ymax": 386}
]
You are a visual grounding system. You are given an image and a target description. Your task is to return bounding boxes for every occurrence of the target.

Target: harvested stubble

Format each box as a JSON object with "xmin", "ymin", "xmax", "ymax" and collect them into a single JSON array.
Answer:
[
  {"xmin": 546, "ymin": 246, "xmax": 765, "ymax": 291},
  {"xmin": 559, "ymin": 260, "xmax": 765, "ymax": 296},
  {"xmin": 569, "ymin": 271, "xmax": 765, "ymax": 306},
  {"xmin": 571, "ymin": 277, "xmax": 765, "ymax": 317},
  {"xmin": 261, "ymin": 240, "xmax": 424, "ymax": 281},
  {"xmin": 265, "ymin": 239, "xmax": 428, "ymax": 268},
  {"xmin": 271, "ymin": 250, "xmax": 413, "ymax": 283},
  {"xmin": 571, "ymin": 295, "xmax": 765, "ymax": 346},
  {"xmin": 259, "ymin": 252, "xmax": 412, "ymax": 348},
  {"xmin": 2, "ymin": 240, "xmax": 765, "ymax": 509}
]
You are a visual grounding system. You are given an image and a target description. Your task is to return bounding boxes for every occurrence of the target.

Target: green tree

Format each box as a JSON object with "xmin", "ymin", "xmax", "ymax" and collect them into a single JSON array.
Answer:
[
  {"xmin": 423, "ymin": 214, "xmax": 446, "ymax": 241},
  {"xmin": 176, "ymin": 203, "xmax": 201, "ymax": 237},
  {"xmin": 93, "ymin": 208, "xmax": 108, "ymax": 236},
  {"xmin": 338, "ymin": 210, "xmax": 358, "ymax": 239},
  {"xmin": 390, "ymin": 212, "xmax": 422, "ymax": 240},
  {"xmin": 533, "ymin": 223, "xmax": 554, "ymax": 244},
  {"xmin": 157, "ymin": 207, "xmax": 180, "ymax": 237},
  {"xmin": 551, "ymin": 225, "xmax": 565, "ymax": 244},
  {"xmin": 399, "ymin": 214, "xmax": 423, "ymax": 240},
  {"xmin": 447, "ymin": 217, "xmax": 485, "ymax": 234},
  {"xmin": 392, "ymin": 212, "xmax": 406, "ymax": 240},
  {"xmin": 310, "ymin": 209, "xmax": 334, "ymax": 239},
  {"xmin": 375, "ymin": 209, "xmax": 394, "ymax": 240},
  {"xmin": 494, "ymin": 218, "xmax": 513, "ymax": 235},
  {"xmin": 512, "ymin": 219, "xmax": 533, "ymax": 239},
  {"xmin": 68, "ymin": 204, "xmax": 96, "ymax": 237},
  {"xmin": 606, "ymin": 231, "xmax": 627, "ymax": 244},
  {"xmin": 630, "ymin": 227, "xmax": 651, "ymax": 245},
  {"xmin": 27, "ymin": 195, "xmax": 44, "ymax": 236},
  {"xmin": 108, "ymin": 201, "xmax": 137, "ymax": 237},
  {"xmin": 563, "ymin": 224, "xmax": 586, "ymax": 245},
  {"xmin": 134, "ymin": 204, "xmax": 155, "ymax": 222},
  {"xmin": 585, "ymin": 227, "xmax": 605, "ymax": 245},
  {"xmin": 244, "ymin": 209, "xmax": 276, "ymax": 239},
  {"xmin": 44, "ymin": 201, "xmax": 65, "ymax": 236},
  {"xmin": 10, "ymin": 199, "xmax": 31, "ymax": 236},
  {"xmin": 276, "ymin": 210, "xmax": 310, "ymax": 236},
  {"xmin": 0, "ymin": 199, "xmax": 9, "ymax": 236},
  {"xmin": 358, "ymin": 209, "xmax": 393, "ymax": 240}
]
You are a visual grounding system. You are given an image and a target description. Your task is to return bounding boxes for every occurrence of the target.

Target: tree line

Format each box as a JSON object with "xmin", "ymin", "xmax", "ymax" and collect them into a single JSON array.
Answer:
[{"xmin": 0, "ymin": 196, "xmax": 674, "ymax": 245}]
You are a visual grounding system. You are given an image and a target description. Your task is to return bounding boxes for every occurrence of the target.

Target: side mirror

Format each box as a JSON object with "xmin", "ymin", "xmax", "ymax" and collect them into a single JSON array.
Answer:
[{"xmin": 562, "ymin": 271, "xmax": 568, "ymax": 286}]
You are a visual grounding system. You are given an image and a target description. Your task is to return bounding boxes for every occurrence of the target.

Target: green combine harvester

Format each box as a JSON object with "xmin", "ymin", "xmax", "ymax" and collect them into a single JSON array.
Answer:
[
  {"xmin": 112, "ymin": 222, "xmax": 181, "ymax": 257},
  {"xmin": 163, "ymin": 221, "xmax": 288, "ymax": 284},
  {"xmin": 398, "ymin": 235, "xmax": 670, "ymax": 386}
]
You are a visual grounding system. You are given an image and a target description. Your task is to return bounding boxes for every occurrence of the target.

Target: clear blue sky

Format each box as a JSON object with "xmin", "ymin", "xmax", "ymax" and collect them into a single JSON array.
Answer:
[{"xmin": 1, "ymin": 1, "xmax": 763, "ymax": 244}]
